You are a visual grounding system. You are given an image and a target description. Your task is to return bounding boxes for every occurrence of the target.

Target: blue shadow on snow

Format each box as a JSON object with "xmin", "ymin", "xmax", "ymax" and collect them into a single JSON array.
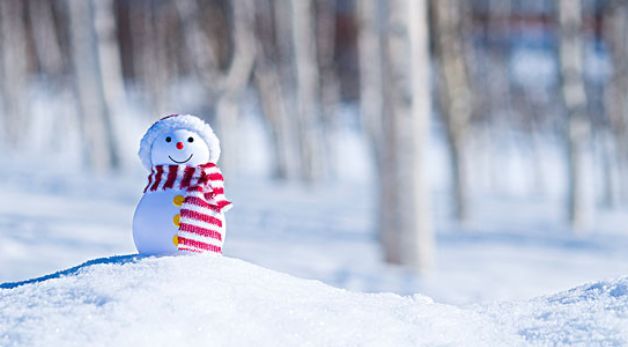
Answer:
[{"xmin": 0, "ymin": 254, "xmax": 145, "ymax": 290}]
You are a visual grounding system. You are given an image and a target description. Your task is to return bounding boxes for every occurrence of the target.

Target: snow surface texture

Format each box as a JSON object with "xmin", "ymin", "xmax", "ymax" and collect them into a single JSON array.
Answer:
[{"xmin": 1, "ymin": 255, "xmax": 627, "ymax": 346}]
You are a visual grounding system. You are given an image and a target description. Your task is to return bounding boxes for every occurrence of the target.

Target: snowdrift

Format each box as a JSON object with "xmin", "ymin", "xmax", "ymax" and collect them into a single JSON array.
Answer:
[{"xmin": 0, "ymin": 255, "xmax": 627, "ymax": 346}]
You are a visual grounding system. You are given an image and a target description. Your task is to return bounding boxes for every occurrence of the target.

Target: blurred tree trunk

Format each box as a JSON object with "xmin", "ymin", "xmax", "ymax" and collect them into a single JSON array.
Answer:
[
  {"xmin": 379, "ymin": 0, "xmax": 434, "ymax": 270},
  {"xmin": 215, "ymin": 0, "xmax": 256, "ymax": 173},
  {"xmin": 0, "ymin": 0, "xmax": 29, "ymax": 147},
  {"xmin": 433, "ymin": 0, "xmax": 472, "ymax": 222},
  {"xmin": 132, "ymin": 1, "xmax": 170, "ymax": 115},
  {"xmin": 93, "ymin": 0, "xmax": 127, "ymax": 110},
  {"xmin": 254, "ymin": 0, "xmax": 298, "ymax": 180},
  {"xmin": 254, "ymin": 68, "xmax": 295, "ymax": 179},
  {"xmin": 558, "ymin": 0, "xmax": 590, "ymax": 231},
  {"xmin": 357, "ymin": 0, "xmax": 395, "ymax": 264},
  {"xmin": 316, "ymin": 0, "xmax": 340, "ymax": 178},
  {"xmin": 603, "ymin": 0, "xmax": 628, "ymax": 205},
  {"xmin": 357, "ymin": 0, "xmax": 384, "ymax": 159},
  {"xmin": 67, "ymin": 0, "xmax": 119, "ymax": 172},
  {"xmin": 175, "ymin": 0, "xmax": 221, "ymax": 87},
  {"xmin": 291, "ymin": 0, "xmax": 324, "ymax": 183},
  {"xmin": 273, "ymin": 0, "xmax": 295, "ymax": 101},
  {"xmin": 28, "ymin": 0, "xmax": 64, "ymax": 78},
  {"xmin": 274, "ymin": 0, "xmax": 301, "ymax": 177}
]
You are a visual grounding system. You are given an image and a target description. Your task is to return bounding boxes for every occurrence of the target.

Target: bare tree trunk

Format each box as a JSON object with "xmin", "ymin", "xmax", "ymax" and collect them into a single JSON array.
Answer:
[
  {"xmin": 274, "ymin": 0, "xmax": 302, "ymax": 178},
  {"xmin": 0, "ymin": 0, "xmax": 29, "ymax": 147},
  {"xmin": 558, "ymin": 0, "xmax": 590, "ymax": 231},
  {"xmin": 174, "ymin": 0, "xmax": 221, "ymax": 86},
  {"xmin": 291, "ymin": 0, "xmax": 324, "ymax": 183},
  {"xmin": 380, "ymin": 0, "xmax": 434, "ymax": 270},
  {"xmin": 358, "ymin": 0, "xmax": 384, "ymax": 156},
  {"xmin": 316, "ymin": 0, "xmax": 340, "ymax": 178},
  {"xmin": 67, "ymin": 0, "xmax": 119, "ymax": 172},
  {"xmin": 254, "ymin": 68, "xmax": 294, "ymax": 179},
  {"xmin": 128, "ymin": 1, "xmax": 150, "ymax": 95},
  {"xmin": 93, "ymin": 0, "xmax": 127, "ymax": 110},
  {"xmin": 28, "ymin": 0, "xmax": 64, "ymax": 78},
  {"xmin": 598, "ymin": 130, "xmax": 619, "ymax": 208},
  {"xmin": 132, "ymin": 1, "xmax": 170, "ymax": 115},
  {"xmin": 254, "ymin": 0, "xmax": 298, "ymax": 180},
  {"xmin": 603, "ymin": 0, "xmax": 628, "ymax": 205},
  {"xmin": 215, "ymin": 0, "xmax": 256, "ymax": 173},
  {"xmin": 274, "ymin": 0, "xmax": 295, "ymax": 100},
  {"xmin": 357, "ymin": 0, "xmax": 397, "ymax": 264},
  {"xmin": 433, "ymin": 0, "xmax": 472, "ymax": 222}
]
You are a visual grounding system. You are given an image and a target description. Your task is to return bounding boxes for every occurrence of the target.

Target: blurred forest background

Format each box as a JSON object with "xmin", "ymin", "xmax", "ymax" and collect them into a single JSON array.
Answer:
[{"xmin": 1, "ymin": 0, "xmax": 627, "ymax": 272}]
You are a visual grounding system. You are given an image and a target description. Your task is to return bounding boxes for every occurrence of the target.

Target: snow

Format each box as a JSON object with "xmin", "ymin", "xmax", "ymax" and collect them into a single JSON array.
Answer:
[
  {"xmin": 2, "ymin": 162, "xmax": 628, "ymax": 306},
  {"xmin": 2, "ymin": 109, "xmax": 628, "ymax": 344},
  {"xmin": 1, "ymin": 255, "xmax": 627, "ymax": 346},
  {"xmin": 0, "ymin": 255, "xmax": 503, "ymax": 346},
  {"xmin": 482, "ymin": 278, "xmax": 628, "ymax": 345}
]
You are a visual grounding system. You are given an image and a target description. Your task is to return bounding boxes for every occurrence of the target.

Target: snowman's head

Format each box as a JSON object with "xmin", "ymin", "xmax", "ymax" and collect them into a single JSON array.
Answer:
[
  {"xmin": 139, "ymin": 114, "xmax": 221, "ymax": 170},
  {"xmin": 150, "ymin": 129, "xmax": 210, "ymax": 166}
]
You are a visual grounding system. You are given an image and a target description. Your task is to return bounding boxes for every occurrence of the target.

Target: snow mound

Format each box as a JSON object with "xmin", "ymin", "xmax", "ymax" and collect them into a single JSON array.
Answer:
[
  {"xmin": 0, "ymin": 255, "xmax": 514, "ymax": 346},
  {"xmin": 483, "ymin": 277, "xmax": 628, "ymax": 346},
  {"xmin": 1, "ymin": 255, "xmax": 627, "ymax": 346}
]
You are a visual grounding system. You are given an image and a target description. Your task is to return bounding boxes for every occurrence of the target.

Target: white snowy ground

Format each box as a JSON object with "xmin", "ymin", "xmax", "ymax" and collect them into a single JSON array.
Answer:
[
  {"xmin": 1, "ymin": 163, "xmax": 628, "ymax": 306},
  {"xmin": 1, "ymin": 255, "xmax": 627, "ymax": 346}
]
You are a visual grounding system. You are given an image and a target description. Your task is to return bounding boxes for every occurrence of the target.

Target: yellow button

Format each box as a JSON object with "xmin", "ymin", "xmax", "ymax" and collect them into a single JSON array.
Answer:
[
  {"xmin": 172, "ymin": 235, "xmax": 179, "ymax": 247},
  {"xmin": 173, "ymin": 214, "xmax": 181, "ymax": 227},
  {"xmin": 173, "ymin": 195, "xmax": 185, "ymax": 207}
]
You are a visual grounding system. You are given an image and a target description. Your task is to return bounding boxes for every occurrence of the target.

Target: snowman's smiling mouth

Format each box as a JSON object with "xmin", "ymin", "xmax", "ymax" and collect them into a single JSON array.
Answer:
[{"xmin": 168, "ymin": 154, "xmax": 193, "ymax": 164}]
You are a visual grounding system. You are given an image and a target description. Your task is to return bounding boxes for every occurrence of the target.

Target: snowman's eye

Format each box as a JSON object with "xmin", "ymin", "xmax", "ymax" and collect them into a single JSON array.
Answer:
[
  {"xmin": 188, "ymin": 137, "xmax": 194, "ymax": 143},
  {"xmin": 165, "ymin": 137, "xmax": 172, "ymax": 143}
]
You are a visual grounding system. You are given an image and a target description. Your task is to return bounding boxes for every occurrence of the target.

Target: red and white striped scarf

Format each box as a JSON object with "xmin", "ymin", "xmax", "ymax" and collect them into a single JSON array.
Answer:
[{"xmin": 144, "ymin": 163, "xmax": 232, "ymax": 254}]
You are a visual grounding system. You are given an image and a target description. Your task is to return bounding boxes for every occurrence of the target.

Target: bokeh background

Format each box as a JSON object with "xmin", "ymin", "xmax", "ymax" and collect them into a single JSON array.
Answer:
[{"xmin": 1, "ymin": 0, "xmax": 628, "ymax": 304}]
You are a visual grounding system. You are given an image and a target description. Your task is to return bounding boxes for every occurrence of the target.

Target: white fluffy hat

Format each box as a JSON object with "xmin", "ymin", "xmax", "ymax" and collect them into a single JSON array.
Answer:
[{"xmin": 138, "ymin": 114, "xmax": 221, "ymax": 169}]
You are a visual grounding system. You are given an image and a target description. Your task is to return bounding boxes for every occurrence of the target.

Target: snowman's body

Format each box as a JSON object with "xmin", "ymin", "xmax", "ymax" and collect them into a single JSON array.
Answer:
[
  {"xmin": 133, "ymin": 190, "xmax": 184, "ymax": 254},
  {"xmin": 133, "ymin": 188, "xmax": 227, "ymax": 254},
  {"xmin": 132, "ymin": 114, "xmax": 230, "ymax": 255}
]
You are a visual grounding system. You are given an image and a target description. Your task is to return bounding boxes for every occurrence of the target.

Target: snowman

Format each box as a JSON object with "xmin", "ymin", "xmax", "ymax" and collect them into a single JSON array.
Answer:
[{"xmin": 133, "ymin": 114, "xmax": 232, "ymax": 255}]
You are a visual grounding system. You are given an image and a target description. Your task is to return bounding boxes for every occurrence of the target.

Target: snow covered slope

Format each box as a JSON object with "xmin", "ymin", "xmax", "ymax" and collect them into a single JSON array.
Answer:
[{"xmin": 1, "ymin": 256, "xmax": 627, "ymax": 346}]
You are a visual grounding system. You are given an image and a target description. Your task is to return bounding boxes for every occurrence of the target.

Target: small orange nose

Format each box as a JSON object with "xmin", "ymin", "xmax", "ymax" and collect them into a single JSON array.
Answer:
[{"xmin": 176, "ymin": 142, "xmax": 184, "ymax": 150}]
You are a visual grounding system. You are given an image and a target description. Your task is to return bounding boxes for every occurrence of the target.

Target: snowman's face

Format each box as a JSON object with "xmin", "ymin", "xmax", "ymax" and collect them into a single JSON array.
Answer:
[{"xmin": 150, "ymin": 129, "xmax": 210, "ymax": 166}]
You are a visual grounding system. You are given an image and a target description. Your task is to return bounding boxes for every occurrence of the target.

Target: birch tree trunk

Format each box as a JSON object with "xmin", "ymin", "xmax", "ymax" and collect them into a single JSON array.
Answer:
[
  {"xmin": 433, "ymin": 0, "xmax": 472, "ymax": 222},
  {"xmin": 274, "ymin": 0, "xmax": 301, "ymax": 178},
  {"xmin": 274, "ymin": 0, "xmax": 295, "ymax": 100},
  {"xmin": 316, "ymin": 0, "xmax": 340, "ymax": 178},
  {"xmin": 254, "ymin": 0, "xmax": 298, "ymax": 180},
  {"xmin": 380, "ymin": 0, "xmax": 434, "ymax": 270},
  {"xmin": 291, "ymin": 0, "xmax": 324, "ymax": 183},
  {"xmin": 28, "ymin": 0, "xmax": 64, "ymax": 78},
  {"xmin": 93, "ymin": 0, "xmax": 127, "ymax": 110},
  {"xmin": 0, "ymin": 0, "xmax": 29, "ymax": 147},
  {"xmin": 67, "ymin": 0, "xmax": 119, "ymax": 172},
  {"xmin": 357, "ymin": 0, "xmax": 398, "ymax": 264},
  {"xmin": 215, "ymin": 0, "xmax": 256, "ymax": 174},
  {"xmin": 254, "ymin": 68, "xmax": 294, "ymax": 179},
  {"xmin": 558, "ymin": 0, "xmax": 590, "ymax": 231},
  {"xmin": 603, "ymin": 1, "xmax": 628, "ymax": 204},
  {"xmin": 357, "ymin": 0, "xmax": 384, "ymax": 158},
  {"xmin": 131, "ymin": 1, "xmax": 170, "ymax": 115},
  {"xmin": 174, "ymin": 0, "xmax": 221, "ymax": 86}
]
